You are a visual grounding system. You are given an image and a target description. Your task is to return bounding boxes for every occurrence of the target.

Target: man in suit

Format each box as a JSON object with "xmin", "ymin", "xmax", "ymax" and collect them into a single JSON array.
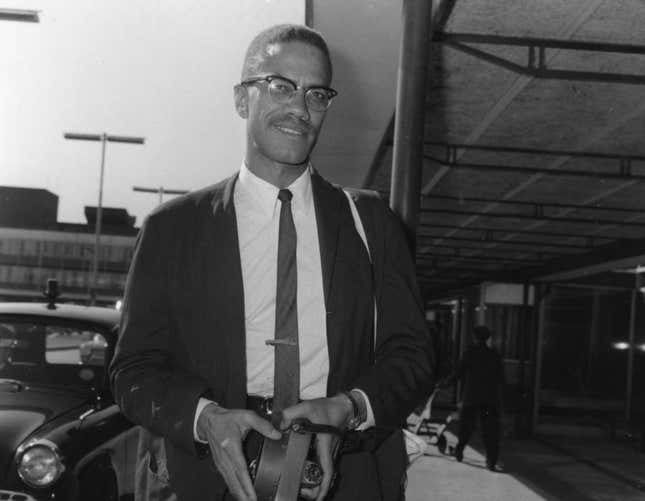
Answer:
[
  {"xmin": 440, "ymin": 326, "xmax": 505, "ymax": 471},
  {"xmin": 110, "ymin": 24, "xmax": 433, "ymax": 501}
]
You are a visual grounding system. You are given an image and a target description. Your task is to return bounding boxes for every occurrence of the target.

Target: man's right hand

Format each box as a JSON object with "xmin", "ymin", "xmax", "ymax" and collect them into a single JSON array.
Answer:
[{"xmin": 196, "ymin": 403, "xmax": 282, "ymax": 501}]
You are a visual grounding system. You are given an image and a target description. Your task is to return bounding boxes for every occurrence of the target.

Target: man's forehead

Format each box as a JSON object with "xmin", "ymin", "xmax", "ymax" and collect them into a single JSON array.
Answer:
[
  {"xmin": 261, "ymin": 40, "xmax": 323, "ymax": 61},
  {"xmin": 265, "ymin": 42, "xmax": 281, "ymax": 57},
  {"xmin": 257, "ymin": 41, "xmax": 331, "ymax": 83}
]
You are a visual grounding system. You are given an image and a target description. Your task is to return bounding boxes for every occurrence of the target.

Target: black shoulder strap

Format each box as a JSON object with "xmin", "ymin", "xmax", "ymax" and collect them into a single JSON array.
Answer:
[{"xmin": 341, "ymin": 187, "xmax": 385, "ymax": 352}]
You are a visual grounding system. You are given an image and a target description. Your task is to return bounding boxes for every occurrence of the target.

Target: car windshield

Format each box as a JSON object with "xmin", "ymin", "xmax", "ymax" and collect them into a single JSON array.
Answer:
[{"xmin": 0, "ymin": 319, "xmax": 110, "ymax": 391}]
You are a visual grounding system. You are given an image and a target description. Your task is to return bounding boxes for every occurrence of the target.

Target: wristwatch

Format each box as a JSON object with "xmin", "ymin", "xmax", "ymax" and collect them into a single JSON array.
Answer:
[{"xmin": 342, "ymin": 390, "xmax": 367, "ymax": 430}]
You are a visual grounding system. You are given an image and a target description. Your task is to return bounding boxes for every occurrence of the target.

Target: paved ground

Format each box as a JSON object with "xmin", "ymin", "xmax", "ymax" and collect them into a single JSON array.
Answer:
[{"xmin": 405, "ymin": 429, "xmax": 645, "ymax": 501}]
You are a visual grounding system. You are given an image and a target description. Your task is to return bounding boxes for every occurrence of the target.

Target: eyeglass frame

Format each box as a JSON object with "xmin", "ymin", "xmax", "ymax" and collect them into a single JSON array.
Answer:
[{"xmin": 239, "ymin": 74, "xmax": 338, "ymax": 111}]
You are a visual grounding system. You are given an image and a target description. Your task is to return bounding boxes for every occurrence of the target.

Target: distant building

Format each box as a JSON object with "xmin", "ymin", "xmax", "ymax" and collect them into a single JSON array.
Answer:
[{"xmin": 0, "ymin": 186, "xmax": 138, "ymax": 305}]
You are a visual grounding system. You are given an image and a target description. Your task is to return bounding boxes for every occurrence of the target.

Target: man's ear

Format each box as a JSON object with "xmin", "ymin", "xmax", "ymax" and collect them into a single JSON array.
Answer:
[{"xmin": 234, "ymin": 84, "xmax": 249, "ymax": 119}]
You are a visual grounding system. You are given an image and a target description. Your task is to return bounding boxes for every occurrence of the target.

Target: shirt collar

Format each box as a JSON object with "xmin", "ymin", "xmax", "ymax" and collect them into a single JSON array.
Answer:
[{"xmin": 238, "ymin": 163, "xmax": 314, "ymax": 215}]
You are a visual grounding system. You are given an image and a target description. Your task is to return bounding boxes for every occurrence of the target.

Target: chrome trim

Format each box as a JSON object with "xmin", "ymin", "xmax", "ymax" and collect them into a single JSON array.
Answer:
[
  {"xmin": 15, "ymin": 437, "xmax": 61, "ymax": 459},
  {"xmin": 15, "ymin": 437, "xmax": 65, "ymax": 487},
  {"xmin": 0, "ymin": 490, "xmax": 37, "ymax": 500},
  {"xmin": 79, "ymin": 408, "xmax": 94, "ymax": 420}
]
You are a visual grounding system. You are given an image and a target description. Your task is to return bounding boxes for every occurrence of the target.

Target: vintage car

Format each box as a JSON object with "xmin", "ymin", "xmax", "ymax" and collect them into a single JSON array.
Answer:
[{"xmin": 0, "ymin": 295, "xmax": 137, "ymax": 501}]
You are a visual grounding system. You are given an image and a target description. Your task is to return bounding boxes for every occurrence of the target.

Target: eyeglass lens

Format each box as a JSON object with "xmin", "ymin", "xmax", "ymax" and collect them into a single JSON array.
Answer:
[{"xmin": 267, "ymin": 78, "xmax": 332, "ymax": 111}]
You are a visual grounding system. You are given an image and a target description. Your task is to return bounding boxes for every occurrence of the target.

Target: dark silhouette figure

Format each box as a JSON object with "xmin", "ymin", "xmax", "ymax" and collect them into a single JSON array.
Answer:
[{"xmin": 441, "ymin": 325, "xmax": 505, "ymax": 471}]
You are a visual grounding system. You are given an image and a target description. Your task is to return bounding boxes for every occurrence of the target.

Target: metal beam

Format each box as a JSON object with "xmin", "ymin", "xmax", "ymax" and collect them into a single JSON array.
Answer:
[
  {"xmin": 417, "ymin": 233, "xmax": 590, "ymax": 249},
  {"xmin": 420, "ymin": 222, "xmax": 618, "ymax": 241},
  {"xmin": 390, "ymin": 0, "xmax": 433, "ymax": 249},
  {"xmin": 417, "ymin": 276, "xmax": 463, "ymax": 282},
  {"xmin": 418, "ymin": 262, "xmax": 518, "ymax": 273},
  {"xmin": 418, "ymin": 253, "xmax": 542, "ymax": 264},
  {"xmin": 425, "ymin": 243, "xmax": 565, "ymax": 257},
  {"xmin": 133, "ymin": 186, "xmax": 188, "ymax": 196},
  {"xmin": 521, "ymin": 236, "xmax": 645, "ymax": 282},
  {"xmin": 436, "ymin": 32, "xmax": 645, "ymax": 85},
  {"xmin": 555, "ymin": 280, "xmax": 632, "ymax": 292},
  {"xmin": 64, "ymin": 132, "xmax": 145, "ymax": 144},
  {"xmin": 425, "ymin": 194, "xmax": 645, "ymax": 215},
  {"xmin": 436, "ymin": 32, "xmax": 645, "ymax": 54},
  {"xmin": 424, "ymin": 154, "xmax": 645, "ymax": 182},
  {"xmin": 421, "ymin": 0, "xmax": 604, "ymax": 196},
  {"xmin": 418, "ymin": 275, "xmax": 466, "ymax": 283},
  {"xmin": 421, "ymin": 207, "xmax": 645, "ymax": 227},
  {"xmin": 416, "ymin": 259, "xmax": 490, "ymax": 271},
  {"xmin": 419, "ymin": 100, "xmax": 645, "ymax": 265},
  {"xmin": 426, "ymin": 141, "xmax": 645, "ymax": 163}
]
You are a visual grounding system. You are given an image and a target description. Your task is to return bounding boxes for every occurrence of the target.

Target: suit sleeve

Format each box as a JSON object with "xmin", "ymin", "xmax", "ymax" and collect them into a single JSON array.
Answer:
[
  {"xmin": 109, "ymin": 212, "xmax": 210, "ymax": 456},
  {"xmin": 353, "ymin": 201, "xmax": 435, "ymax": 426}
]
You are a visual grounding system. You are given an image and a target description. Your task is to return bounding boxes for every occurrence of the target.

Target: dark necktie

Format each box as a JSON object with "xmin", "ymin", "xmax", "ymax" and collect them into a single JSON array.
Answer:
[{"xmin": 270, "ymin": 188, "xmax": 299, "ymax": 412}]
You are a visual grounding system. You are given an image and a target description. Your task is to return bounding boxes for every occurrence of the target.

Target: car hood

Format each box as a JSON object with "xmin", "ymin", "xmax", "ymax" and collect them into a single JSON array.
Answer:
[{"xmin": 0, "ymin": 383, "xmax": 89, "ymax": 479}]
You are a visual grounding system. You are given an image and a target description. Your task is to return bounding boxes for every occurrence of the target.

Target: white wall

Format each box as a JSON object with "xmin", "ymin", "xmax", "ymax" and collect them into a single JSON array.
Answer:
[{"xmin": 309, "ymin": 0, "xmax": 402, "ymax": 187}]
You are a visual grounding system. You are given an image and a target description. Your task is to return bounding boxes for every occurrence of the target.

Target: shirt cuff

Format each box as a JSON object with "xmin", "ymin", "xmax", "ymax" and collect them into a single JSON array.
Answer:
[
  {"xmin": 351, "ymin": 388, "xmax": 375, "ymax": 430},
  {"xmin": 194, "ymin": 397, "xmax": 217, "ymax": 443}
]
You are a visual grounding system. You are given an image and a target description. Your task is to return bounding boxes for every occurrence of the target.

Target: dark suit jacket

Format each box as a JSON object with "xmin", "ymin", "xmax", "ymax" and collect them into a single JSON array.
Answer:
[
  {"xmin": 110, "ymin": 170, "xmax": 433, "ymax": 500},
  {"xmin": 451, "ymin": 344, "xmax": 505, "ymax": 407}
]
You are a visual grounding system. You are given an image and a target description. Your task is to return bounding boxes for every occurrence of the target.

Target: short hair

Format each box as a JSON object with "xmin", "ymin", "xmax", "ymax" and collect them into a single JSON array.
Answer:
[
  {"xmin": 241, "ymin": 24, "xmax": 332, "ymax": 80},
  {"xmin": 473, "ymin": 325, "xmax": 492, "ymax": 342}
]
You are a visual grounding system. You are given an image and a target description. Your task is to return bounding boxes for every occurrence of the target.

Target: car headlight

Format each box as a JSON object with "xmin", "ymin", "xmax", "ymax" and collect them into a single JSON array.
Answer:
[{"xmin": 16, "ymin": 439, "xmax": 65, "ymax": 488}]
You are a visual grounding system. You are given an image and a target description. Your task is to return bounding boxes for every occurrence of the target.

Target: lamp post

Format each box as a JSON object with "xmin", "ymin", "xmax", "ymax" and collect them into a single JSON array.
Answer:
[
  {"xmin": 64, "ymin": 132, "xmax": 145, "ymax": 305},
  {"xmin": 0, "ymin": 8, "xmax": 39, "ymax": 22},
  {"xmin": 133, "ymin": 186, "xmax": 188, "ymax": 205}
]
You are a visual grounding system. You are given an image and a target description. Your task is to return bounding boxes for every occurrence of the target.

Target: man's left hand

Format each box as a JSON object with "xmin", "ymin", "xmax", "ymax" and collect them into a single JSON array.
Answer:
[{"xmin": 279, "ymin": 395, "xmax": 353, "ymax": 501}]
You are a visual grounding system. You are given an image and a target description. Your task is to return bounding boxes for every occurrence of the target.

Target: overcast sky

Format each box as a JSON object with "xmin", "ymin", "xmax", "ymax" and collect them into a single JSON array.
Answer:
[{"xmin": 1, "ymin": 0, "xmax": 304, "ymax": 225}]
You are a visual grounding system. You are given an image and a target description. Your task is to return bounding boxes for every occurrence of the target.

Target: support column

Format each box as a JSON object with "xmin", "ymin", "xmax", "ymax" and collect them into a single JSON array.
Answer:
[
  {"xmin": 532, "ymin": 284, "xmax": 550, "ymax": 432},
  {"xmin": 626, "ymin": 274, "xmax": 641, "ymax": 421},
  {"xmin": 389, "ymin": 0, "xmax": 433, "ymax": 250},
  {"xmin": 450, "ymin": 297, "xmax": 462, "ymax": 405},
  {"xmin": 519, "ymin": 283, "xmax": 530, "ymax": 394},
  {"xmin": 587, "ymin": 289, "xmax": 603, "ymax": 392}
]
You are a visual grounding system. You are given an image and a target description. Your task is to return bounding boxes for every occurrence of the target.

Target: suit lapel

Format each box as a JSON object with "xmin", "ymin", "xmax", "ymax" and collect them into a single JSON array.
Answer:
[
  {"xmin": 312, "ymin": 171, "xmax": 350, "ymax": 394},
  {"xmin": 207, "ymin": 174, "xmax": 247, "ymax": 407},
  {"xmin": 311, "ymin": 170, "xmax": 343, "ymax": 309}
]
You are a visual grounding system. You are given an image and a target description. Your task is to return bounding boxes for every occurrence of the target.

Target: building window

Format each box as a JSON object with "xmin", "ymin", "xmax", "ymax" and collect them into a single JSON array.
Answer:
[{"xmin": 23, "ymin": 240, "xmax": 37, "ymax": 256}]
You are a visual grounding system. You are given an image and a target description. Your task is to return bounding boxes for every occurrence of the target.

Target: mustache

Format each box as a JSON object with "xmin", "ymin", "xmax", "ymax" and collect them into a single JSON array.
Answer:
[{"xmin": 271, "ymin": 117, "xmax": 312, "ymax": 133}]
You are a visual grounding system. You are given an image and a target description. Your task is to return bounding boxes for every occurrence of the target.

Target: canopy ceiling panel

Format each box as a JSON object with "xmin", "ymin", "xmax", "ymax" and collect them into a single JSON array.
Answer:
[{"xmin": 364, "ymin": 0, "xmax": 645, "ymax": 299}]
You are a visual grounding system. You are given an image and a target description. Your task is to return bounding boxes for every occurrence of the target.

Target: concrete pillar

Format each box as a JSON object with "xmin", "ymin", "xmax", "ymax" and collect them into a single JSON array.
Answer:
[
  {"xmin": 389, "ymin": 0, "xmax": 433, "ymax": 249},
  {"xmin": 532, "ymin": 284, "xmax": 550, "ymax": 432}
]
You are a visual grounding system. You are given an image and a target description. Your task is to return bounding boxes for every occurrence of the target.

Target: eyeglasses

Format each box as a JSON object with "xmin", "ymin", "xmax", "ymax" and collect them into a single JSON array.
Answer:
[{"xmin": 240, "ymin": 74, "xmax": 338, "ymax": 112}]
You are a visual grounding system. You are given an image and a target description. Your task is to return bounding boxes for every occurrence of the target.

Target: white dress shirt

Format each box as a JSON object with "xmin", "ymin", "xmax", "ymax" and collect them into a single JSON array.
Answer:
[
  {"xmin": 194, "ymin": 164, "xmax": 373, "ymax": 439},
  {"xmin": 236, "ymin": 163, "xmax": 329, "ymax": 398}
]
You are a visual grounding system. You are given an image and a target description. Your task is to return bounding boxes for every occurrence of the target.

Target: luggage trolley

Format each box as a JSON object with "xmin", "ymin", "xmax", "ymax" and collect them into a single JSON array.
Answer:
[{"xmin": 408, "ymin": 387, "xmax": 455, "ymax": 454}]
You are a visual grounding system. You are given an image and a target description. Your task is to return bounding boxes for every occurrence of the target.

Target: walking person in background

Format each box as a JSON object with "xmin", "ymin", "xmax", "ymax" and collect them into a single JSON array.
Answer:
[
  {"xmin": 440, "ymin": 325, "xmax": 505, "ymax": 471},
  {"xmin": 110, "ymin": 23, "xmax": 433, "ymax": 501}
]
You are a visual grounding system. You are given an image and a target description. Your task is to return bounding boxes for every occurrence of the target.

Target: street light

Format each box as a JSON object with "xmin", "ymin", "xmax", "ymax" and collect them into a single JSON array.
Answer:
[
  {"xmin": 133, "ymin": 185, "xmax": 188, "ymax": 205},
  {"xmin": 64, "ymin": 132, "xmax": 145, "ymax": 305},
  {"xmin": 0, "ymin": 8, "xmax": 39, "ymax": 22}
]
